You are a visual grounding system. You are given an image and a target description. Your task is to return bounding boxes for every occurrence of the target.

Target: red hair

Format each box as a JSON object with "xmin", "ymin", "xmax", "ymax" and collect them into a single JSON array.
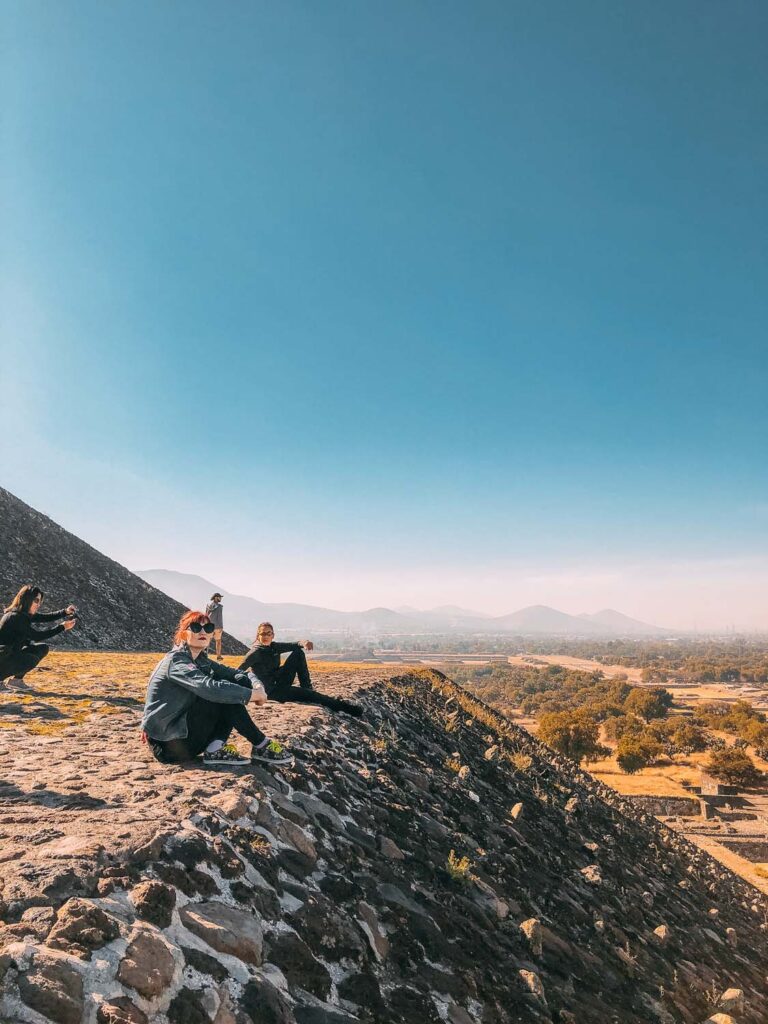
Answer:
[{"xmin": 174, "ymin": 610, "xmax": 211, "ymax": 645}]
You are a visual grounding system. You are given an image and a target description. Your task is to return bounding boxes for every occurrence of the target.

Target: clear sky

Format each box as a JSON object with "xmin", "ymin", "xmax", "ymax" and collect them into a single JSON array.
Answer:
[{"xmin": 1, "ymin": 1, "xmax": 767, "ymax": 630}]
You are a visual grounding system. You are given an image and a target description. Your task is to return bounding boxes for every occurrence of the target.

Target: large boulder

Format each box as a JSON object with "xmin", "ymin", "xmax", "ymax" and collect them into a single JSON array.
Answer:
[
  {"xmin": 179, "ymin": 901, "xmax": 263, "ymax": 966},
  {"xmin": 17, "ymin": 950, "xmax": 84, "ymax": 1024},
  {"xmin": 117, "ymin": 926, "xmax": 177, "ymax": 999},
  {"xmin": 46, "ymin": 898, "xmax": 120, "ymax": 959},
  {"xmin": 130, "ymin": 880, "xmax": 176, "ymax": 928}
]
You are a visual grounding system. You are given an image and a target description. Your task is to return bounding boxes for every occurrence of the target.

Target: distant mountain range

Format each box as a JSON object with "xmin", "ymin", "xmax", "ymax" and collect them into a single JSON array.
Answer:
[
  {"xmin": 136, "ymin": 569, "xmax": 669, "ymax": 642},
  {"xmin": 0, "ymin": 488, "xmax": 247, "ymax": 653}
]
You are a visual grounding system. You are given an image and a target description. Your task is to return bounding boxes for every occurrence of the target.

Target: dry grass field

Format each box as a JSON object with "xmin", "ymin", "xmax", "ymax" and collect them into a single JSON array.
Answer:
[
  {"xmin": 507, "ymin": 652, "xmax": 644, "ymax": 683},
  {"xmin": 507, "ymin": 706, "xmax": 768, "ymax": 797},
  {"xmin": 0, "ymin": 651, "xmax": 392, "ymax": 737}
]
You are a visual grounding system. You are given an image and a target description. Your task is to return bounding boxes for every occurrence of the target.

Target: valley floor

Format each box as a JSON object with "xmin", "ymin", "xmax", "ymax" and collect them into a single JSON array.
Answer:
[{"xmin": 484, "ymin": 670, "xmax": 768, "ymax": 897}]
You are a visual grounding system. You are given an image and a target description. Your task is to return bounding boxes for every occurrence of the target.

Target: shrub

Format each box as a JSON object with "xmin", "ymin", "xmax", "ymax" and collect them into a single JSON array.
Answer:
[
  {"xmin": 741, "ymin": 720, "xmax": 768, "ymax": 758},
  {"xmin": 603, "ymin": 715, "xmax": 644, "ymax": 742},
  {"xmin": 537, "ymin": 711, "xmax": 606, "ymax": 764},
  {"xmin": 446, "ymin": 849, "xmax": 475, "ymax": 884},
  {"xmin": 669, "ymin": 723, "xmax": 709, "ymax": 754},
  {"xmin": 507, "ymin": 751, "xmax": 533, "ymax": 772},
  {"xmin": 704, "ymin": 748, "xmax": 762, "ymax": 788},
  {"xmin": 616, "ymin": 733, "xmax": 664, "ymax": 774},
  {"xmin": 623, "ymin": 687, "xmax": 674, "ymax": 723}
]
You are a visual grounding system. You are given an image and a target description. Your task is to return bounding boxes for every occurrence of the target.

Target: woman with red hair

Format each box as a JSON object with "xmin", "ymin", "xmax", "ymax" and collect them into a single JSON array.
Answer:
[{"xmin": 141, "ymin": 610, "xmax": 293, "ymax": 767}]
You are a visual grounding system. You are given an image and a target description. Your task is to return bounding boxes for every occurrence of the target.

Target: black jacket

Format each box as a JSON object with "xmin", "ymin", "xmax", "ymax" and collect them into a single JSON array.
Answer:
[
  {"xmin": 238, "ymin": 641, "xmax": 302, "ymax": 692},
  {"xmin": 0, "ymin": 608, "xmax": 72, "ymax": 654}
]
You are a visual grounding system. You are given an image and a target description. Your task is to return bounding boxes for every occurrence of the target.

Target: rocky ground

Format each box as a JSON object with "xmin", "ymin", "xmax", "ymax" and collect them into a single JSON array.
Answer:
[{"xmin": 1, "ymin": 654, "xmax": 768, "ymax": 1024}]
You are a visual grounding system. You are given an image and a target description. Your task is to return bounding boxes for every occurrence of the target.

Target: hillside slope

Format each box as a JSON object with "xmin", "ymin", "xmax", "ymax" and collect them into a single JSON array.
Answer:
[
  {"xmin": 0, "ymin": 488, "xmax": 246, "ymax": 654},
  {"xmin": 1, "ymin": 664, "xmax": 767, "ymax": 1023}
]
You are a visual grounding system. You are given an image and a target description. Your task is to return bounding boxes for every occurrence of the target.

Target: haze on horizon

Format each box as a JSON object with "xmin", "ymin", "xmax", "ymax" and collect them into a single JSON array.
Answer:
[{"xmin": 1, "ymin": 2, "xmax": 766, "ymax": 633}]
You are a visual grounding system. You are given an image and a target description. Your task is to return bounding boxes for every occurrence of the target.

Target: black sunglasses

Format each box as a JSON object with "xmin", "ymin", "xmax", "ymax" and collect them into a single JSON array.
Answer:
[{"xmin": 188, "ymin": 621, "xmax": 215, "ymax": 634}]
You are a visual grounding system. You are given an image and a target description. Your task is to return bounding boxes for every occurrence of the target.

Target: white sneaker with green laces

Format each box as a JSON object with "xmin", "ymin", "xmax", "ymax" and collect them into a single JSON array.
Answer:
[
  {"xmin": 203, "ymin": 743, "xmax": 250, "ymax": 766},
  {"xmin": 251, "ymin": 740, "xmax": 294, "ymax": 766}
]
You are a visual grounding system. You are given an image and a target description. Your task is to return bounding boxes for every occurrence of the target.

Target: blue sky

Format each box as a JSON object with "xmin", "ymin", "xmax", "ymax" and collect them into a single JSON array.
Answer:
[{"xmin": 1, "ymin": 1, "xmax": 767, "ymax": 628}]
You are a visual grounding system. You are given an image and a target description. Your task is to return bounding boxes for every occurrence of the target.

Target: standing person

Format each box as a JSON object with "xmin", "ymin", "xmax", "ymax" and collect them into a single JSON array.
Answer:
[
  {"xmin": 239, "ymin": 622, "xmax": 362, "ymax": 716},
  {"xmin": 205, "ymin": 593, "xmax": 224, "ymax": 660},
  {"xmin": 142, "ymin": 610, "xmax": 294, "ymax": 767},
  {"xmin": 0, "ymin": 585, "xmax": 77, "ymax": 691}
]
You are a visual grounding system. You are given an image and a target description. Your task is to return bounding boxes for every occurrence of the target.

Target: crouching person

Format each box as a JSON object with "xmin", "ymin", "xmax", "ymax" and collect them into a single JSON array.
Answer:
[
  {"xmin": 0, "ymin": 585, "xmax": 77, "ymax": 691},
  {"xmin": 142, "ymin": 610, "xmax": 293, "ymax": 767}
]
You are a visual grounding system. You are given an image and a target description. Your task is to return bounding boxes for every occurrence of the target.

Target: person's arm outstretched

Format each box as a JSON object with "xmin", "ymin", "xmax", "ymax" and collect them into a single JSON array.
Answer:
[
  {"xmin": 32, "ymin": 604, "xmax": 77, "ymax": 623},
  {"xmin": 272, "ymin": 640, "xmax": 314, "ymax": 653},
  {"xmin": 30, "ymin": 619, "xmax": 76, "ymax": 642}
]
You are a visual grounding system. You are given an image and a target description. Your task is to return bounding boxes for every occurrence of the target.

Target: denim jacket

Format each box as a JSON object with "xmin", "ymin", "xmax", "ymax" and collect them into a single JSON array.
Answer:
[{"xmin": 141, "ymin": 644, "xmax": 251, "ymax": 741}]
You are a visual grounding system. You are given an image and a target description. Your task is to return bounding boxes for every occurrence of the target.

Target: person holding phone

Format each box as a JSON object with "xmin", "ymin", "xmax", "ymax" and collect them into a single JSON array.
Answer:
[
  {"xmin": 0, "ymin": 585, "xmax": 77, "ymax": 691},
  {"xmin": 141, "ymin": 610, "xmax": 294, "ymax": 767}
]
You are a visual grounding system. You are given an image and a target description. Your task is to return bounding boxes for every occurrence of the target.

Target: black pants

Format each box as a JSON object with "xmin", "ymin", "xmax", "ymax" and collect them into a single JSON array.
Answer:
[
  {"xmin": 0, "ymin": 644, "xmax": 49, "ymax": 681},
  {"xmin": 150, "ymin": 697, "xmax": 266, "ymax": 764},
  {"xmin": 268, "ymin": 649, "xmax": 339, "ymax": 710}
]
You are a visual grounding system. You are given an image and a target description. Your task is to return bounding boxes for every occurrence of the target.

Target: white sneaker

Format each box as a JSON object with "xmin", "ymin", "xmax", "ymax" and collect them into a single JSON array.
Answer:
[{"xmin": 6, "ymin": 678, "xmax": 31, "ymax": 692}]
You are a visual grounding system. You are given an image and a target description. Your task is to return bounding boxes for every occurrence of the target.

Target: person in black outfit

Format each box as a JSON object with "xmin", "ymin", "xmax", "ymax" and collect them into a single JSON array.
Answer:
[
  {"xmin": 239, "ymin": 622, "xmax": 362, "ymax": 717},
  {"xmin": 142, "ymin": 610, "xmax": 294, "ymax": 767},
  {"xmin": 0, "ymin": 585, "xmax": 77, "ymax": 691}
]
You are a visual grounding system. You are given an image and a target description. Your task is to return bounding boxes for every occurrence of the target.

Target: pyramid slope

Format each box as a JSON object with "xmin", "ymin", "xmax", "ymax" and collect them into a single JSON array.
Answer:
[
  {"xmin": 1, "ymin": 665, "xmax": 767, "ymax": 1022},
  {"xmin": 0, "ymin": 487, "xmax": 246, "ymax": 653}
]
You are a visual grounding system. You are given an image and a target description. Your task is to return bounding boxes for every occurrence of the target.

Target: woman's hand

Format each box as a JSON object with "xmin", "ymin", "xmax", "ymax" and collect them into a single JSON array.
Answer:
[
  {"xmin": 66, "ymin": 605, "xmax": 77, "ymax": 615},
  {"xmin": 63, "ymin": 619, "xmax": 76, "ymax": 631},
  {"xmin": 302, "ymin": 640, "xmax": 314, "ymax": 651},
  {"xmin": 247, "ymin": 675, "xmax": 268, "ymax": 704}
]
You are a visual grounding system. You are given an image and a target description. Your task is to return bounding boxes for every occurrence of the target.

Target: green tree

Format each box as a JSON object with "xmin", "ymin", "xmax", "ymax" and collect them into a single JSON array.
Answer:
[
  {"xmin": 623, "ymin": 687, "xmax": 674, "ymax": 723},
  {"xmin": 669, "ymin": 723, "xmax": 708, "ymax": 754},
  {"xmin": 704, "ymin": 748, "xmax": 762, "ymax": 788},
  {"xmin": 741, "ymin": 720, "xmax": 768, "ymax": 759},
  {"xmin": 603, "ymin": 714, "xmax": 644, "ymax": 742},
  {"xmin": 537, "ymin": 711, "xmax": 607, "ymax": 764},
  {"xmin": 616, "ymin": 733, "xmax": 664, "ymax": 774}
]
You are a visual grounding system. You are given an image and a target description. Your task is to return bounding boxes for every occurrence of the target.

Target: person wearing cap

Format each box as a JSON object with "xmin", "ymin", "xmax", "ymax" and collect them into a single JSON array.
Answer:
[{"xmin": 205, "ymin": 593, "xmax": 224, "ymax": 660}]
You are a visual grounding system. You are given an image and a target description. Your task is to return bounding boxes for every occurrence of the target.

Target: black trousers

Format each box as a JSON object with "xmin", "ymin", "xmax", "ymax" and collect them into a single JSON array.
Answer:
[
  {"xmin": 0, "ymin": 644, "xmax": 49, "ymax": 681},
  {"xmin": 150, "ymin": 696, "xmax": 266, "ymax": 764},
  {"xmin": 268, "ymin": 649, "xmax": 339, "ymax": 710}
]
